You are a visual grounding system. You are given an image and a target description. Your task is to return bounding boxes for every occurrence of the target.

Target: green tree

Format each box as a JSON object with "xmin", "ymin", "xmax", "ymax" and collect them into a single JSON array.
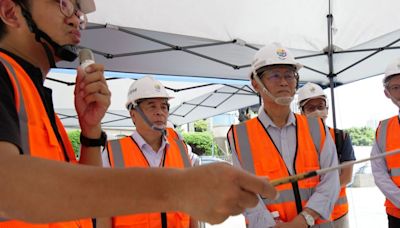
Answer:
[
  {"xmin": 182, "ymin": 131, "xmax": 221, "ymax": 156},
  {"xmin": 194, "ymin": 119, "xmax": 208, "ymax": 132},
  {"xmin": 345, "ymin": 126, "xmax": 375, "ymax": 146},
  {"xmin": 67, "ymin": 130, "xmax": 81, "ymax": 158}
]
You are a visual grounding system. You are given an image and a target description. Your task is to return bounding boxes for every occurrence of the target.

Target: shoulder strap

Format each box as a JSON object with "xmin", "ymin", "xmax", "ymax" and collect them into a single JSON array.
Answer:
[{"xmin": 334, "ymin": 128, "xmax": 345, "ymax": 159}]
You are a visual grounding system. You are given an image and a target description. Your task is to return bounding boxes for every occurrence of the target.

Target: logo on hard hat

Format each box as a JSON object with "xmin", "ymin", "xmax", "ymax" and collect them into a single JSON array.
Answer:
[
  {"xmin": 128, "ymin": 88, "xmax": 137, "ymax": 96},
  {"xmin": 276, "ymin": 48, "xmax": 287, "ymax": 60},
  {"xmin": 154, "ymin": 84, "xmax": 161, "ymax": 92},
  {"xmin": 309, "ymin": 86, "xmax": 316, "ymax": 93}
]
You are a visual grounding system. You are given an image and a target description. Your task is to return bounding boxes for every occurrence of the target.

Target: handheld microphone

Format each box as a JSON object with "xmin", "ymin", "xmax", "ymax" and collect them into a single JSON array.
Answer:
[{"xmin": 78, "ymin": 48, "xmax": 95, "ymax": 70}]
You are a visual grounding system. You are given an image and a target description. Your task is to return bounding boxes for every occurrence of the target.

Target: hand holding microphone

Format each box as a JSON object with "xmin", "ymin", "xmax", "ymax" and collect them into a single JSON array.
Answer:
[{"xmin": 74, "ymin": 48, "xmax": 110, "ymax": 132}]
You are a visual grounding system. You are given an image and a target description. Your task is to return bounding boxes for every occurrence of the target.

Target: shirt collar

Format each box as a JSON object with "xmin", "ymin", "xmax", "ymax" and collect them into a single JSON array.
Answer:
[
  {"xmin": 257, "ymin": 105, "xmax": 296, "ymax": 128},
  {"xmin": 132, "ymin": 130, "xmax": 169, "ymax": 153}
]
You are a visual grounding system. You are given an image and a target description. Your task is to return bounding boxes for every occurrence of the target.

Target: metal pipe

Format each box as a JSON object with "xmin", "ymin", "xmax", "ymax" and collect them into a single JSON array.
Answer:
[{"xmin": 271, "ymin": 148, "xmax": 400, "ymax": 186}]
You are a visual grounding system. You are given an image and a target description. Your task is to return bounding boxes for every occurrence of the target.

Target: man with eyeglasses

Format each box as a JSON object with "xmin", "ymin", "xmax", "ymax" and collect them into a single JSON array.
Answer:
[
  {"xmin": 298, "ymin": 82, "xmax": 355, "ymax": 228},
  {"xmin": 227, "ymin": 43, "xmax": 339, "ymax": 228},
  {"xmin": 371, "ymin": 58, "xmax": 400, "ymax": 228},
  {"xmin": 0, "ymin": 0, "xmax": 278, "ymax": 227}
]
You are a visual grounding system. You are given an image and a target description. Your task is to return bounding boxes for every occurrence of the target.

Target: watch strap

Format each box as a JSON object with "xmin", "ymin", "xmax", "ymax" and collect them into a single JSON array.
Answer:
[{"xmin": 80, "ymin": 131, "xmax": 107, "ymax": 147}]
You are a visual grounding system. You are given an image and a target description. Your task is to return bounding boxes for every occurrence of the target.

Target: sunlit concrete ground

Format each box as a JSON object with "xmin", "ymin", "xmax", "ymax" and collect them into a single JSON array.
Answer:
[{"xmin": 205, "ymin": 186, "xmax": 386, "ymax": 228}]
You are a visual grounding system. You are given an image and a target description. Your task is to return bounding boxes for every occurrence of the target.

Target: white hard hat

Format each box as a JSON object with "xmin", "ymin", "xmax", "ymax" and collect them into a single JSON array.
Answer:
[
  {"xmin": 250, "ymin": 42, "xmax": 302, "ymax": 78},
  {"xmin": 126, "ymin": 76, "xmax": 173, "ymax": 110},
  {"xmin": 383, "ymin": 58, "xmax": 400, "ymax": 84},
  {"xmin": 78, "ymin": 0, "xmax": 96, "ymax": 14},
  {"xmin": 297, "ymin": 82, "xmax": 327, "ymax": 108}
]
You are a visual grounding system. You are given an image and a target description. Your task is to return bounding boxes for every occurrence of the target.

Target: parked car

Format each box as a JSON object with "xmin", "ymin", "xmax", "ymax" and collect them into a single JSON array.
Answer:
[{"xmin": 199, "ymin": 156, "xmax": 230, "ymax": 165}]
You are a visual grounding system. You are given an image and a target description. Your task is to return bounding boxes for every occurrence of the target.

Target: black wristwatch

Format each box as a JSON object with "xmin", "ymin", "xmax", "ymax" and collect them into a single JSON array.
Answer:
[{"xmin": 80, "ymin": 131, "xmax": 107, "ymax": 147}]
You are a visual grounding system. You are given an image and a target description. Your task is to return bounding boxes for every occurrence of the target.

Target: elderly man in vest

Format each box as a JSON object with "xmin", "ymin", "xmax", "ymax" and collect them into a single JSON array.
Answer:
[
  {"xmin": 227, "ymin": 43, "xmax": 339, "ymax": 228},
  {"xmin": 0, "ymin": 0, "xmax": 279, "ymax": 225},
  {"xmin": 371, "ymin": 58, "xmax": 400, "ymax": 228},
  {"xmin": 298, "ymin": 83, "xmax": 356, "ymax": 228},
  {"xmin": 103, "ymin": 76, "xmax": 198, "ymax": 228}
]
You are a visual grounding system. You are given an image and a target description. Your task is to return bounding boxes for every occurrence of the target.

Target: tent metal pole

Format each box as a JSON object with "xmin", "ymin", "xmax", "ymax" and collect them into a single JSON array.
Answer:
[{"xmin": 327, "ymin": 0, "xmax": 337, "ymax": 129}]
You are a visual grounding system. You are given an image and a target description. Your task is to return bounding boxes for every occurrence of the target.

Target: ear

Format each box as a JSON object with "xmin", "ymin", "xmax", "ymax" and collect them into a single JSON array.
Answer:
[
  {"xmin": 129, "ymin": 109, "xmax": 137, "ymax": 124},
  {"xmin": 129, "ymin": 109, "xmax": 135, "ymax": 119},
  {"xmin": 384, "ymin": 88, "xmax": 391, "ymax": 99},
  {"xmin": 0, "ymin": 0, "xmax": 21, "ymax": 28},
  {"xmin": 251, "ymin": 78, "xmax": 260, "ymax": 93}
]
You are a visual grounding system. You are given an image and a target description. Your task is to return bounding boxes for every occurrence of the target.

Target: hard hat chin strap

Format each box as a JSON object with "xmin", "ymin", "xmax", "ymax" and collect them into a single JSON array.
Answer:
[
  {"xmin": 19, "ymin": 4, "xmax": 78, "ymax": 68},
  {"xmin": 253, "ymin": 70, "xmax": 294, "ymax": 106},
  {"xmin": 133, "ymin": 105, "xmax": 167, "ymax": 136}
]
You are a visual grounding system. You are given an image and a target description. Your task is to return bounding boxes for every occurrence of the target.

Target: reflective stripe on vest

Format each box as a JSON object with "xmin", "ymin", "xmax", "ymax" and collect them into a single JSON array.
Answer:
[
  {"xmin": 0, "ymin": 56, "xmax": 30, "ymax": 154},
  {"xmin": 235, "ymin": 123, "xmax": 255, "ymax": 174},
  {"xmin": 174, "ymin": 138, "xmax": 192, "ymax": 168},
  {"xmin": 391, "ymin": 168, "xmax": 400, "ymax": 177},
  {"xmin": 376, "ymin": 116, "xmax": 400, "ymax": 218},
  {"xmin": 377, "ymin": 118, "xmax": 389, "ymax": 153},
  {"xmin": 335, "ymin": 195, "xmax": 348, "ymax": 206},
  {"xmin": 307, "ymin": 116, "xmax": 322, "ymax": 155},
  {"xmin": 262, "ymin": 188, "xmax": 314, "ymax": 205},
  {"xmin": 108, "ymin": 140, "xmax": 125, "ymax": 167}
]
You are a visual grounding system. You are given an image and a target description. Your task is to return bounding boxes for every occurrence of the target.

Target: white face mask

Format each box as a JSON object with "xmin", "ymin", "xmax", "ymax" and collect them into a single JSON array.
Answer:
[{"xmin": 306, "ymin": 109, "xmax": 328, "ymax": 121}]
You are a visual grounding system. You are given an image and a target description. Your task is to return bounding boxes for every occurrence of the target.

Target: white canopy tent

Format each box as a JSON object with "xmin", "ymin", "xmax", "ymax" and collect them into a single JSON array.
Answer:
[
  {"xmin": 52, "ymin": 0, "xmax": 400, "ymax": 127},
  {"xmin": 47, "ymin": 71, "xmax": 259, "ymax": 127}
]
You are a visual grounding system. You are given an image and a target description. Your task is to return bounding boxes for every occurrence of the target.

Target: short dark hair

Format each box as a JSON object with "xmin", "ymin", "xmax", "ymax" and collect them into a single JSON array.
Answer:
[{"xmin": 0, "ymin": 0, "xmax": 29, "ymax": 40}]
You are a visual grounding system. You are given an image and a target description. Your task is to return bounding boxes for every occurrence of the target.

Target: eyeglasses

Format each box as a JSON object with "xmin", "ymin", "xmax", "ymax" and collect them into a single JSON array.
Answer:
[
  {"xmin": 387, "ymin": 84, "xmax": 400, "ymax": 94},
  {"xmin": 59, "ymin": 0, "xmax": 88, "ymax": 29},
  {"xmin": 303, "ymin": 104, "xmax": 327, "ymax": 113},
  {"xmin": 261, "ymin": 71, "xmax": 298, "ymax": 84}
]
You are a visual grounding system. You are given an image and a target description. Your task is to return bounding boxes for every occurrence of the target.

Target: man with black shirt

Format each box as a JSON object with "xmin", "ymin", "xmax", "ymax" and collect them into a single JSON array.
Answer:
[{"xmin": 0, "ymin": 0, "xmax": 277, "ymax": 226}]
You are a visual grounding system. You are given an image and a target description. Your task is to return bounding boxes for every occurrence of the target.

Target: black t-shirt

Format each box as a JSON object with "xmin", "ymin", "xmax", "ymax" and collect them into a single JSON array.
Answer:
[
  {"xmin": 0, "ymin": 49, "xmax": 63, "ymax": 155},
  {"xmin": 333, "ymin": 128, "xmax": 356, "ymax": 163}
]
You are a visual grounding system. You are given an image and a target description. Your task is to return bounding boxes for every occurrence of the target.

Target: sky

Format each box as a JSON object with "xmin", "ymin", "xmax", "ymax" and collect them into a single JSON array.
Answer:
[{"xmin": 324, "ymin": 74, "xmax": 398, "ymax": 129}]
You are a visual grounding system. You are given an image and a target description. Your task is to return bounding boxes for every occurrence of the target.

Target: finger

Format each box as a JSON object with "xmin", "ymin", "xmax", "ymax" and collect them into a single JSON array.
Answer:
[
  {"xmin": 74, "ymin": 67, "xmax": 85, "ymax": 95},
  {"xmin": 83, "ymin": 93, "xmax": 111, "ymax": 107},
  {"xmin": 236, "ymin": 189, "xmax": 259, "ymax": 209},
  {"xmin": 82, "ymin": 81, "xmax": 110, "ymax": 97},
  {"xmin": 207, "ymin": 215, "xmax": 230, "ymax": 225},
  {"xmin": 83, "ymin": 63, "xmax": 104, "ymax": 74},
  {"xmin": 237, "ymin": 171, "xmax": 278, "ymax": 200},
  {"xmin": 82, "ymin": 64, "xmax": 106, "ymax": 83}
]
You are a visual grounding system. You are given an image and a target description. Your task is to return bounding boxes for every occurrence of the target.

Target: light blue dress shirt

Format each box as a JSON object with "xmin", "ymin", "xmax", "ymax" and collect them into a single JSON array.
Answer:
[
  {"xmin": 229, "ymin": 107, "xmax": 339, "ymax": 226},
  {"xmin": 371, "ymin": 113, "xmax": 400, "ymax": 208}
]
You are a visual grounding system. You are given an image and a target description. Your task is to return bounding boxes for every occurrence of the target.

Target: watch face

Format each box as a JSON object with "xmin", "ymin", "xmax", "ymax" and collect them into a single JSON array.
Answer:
[{"xmin": 301, "ymin": 211, "xmax": 315, "ymax": 226}]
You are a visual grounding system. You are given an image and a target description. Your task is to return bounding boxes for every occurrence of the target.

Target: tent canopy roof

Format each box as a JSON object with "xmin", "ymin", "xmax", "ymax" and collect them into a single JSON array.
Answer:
[{"xmin": 53, "ymin": 0, "xmax": 400, "ymax": 126}]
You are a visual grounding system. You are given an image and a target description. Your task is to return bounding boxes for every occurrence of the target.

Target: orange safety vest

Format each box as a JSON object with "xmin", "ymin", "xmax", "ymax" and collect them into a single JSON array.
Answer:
[
  {"xmin": 376, "ymin": 116, "xmax": 400, "ymax": 218},
  {"xmin": 230, "ymin": 114, "xmax": 331, "ymax": 226},
  {"xmin": 0, "ymin": 53, "xmax": 93, "ymax": 228},
  {"xmin": 106, "ymin": 128, "xmax": 191, "ymax": 228},
  {"xmin": 329, "ymin": 128, "xmax": 349, "ymax": 220}
]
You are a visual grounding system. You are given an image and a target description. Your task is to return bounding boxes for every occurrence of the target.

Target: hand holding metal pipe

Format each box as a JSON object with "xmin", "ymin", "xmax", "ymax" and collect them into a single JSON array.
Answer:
[{"xmin": 270, "ymin": 148, "xmax": 400, "ymax": 187}]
